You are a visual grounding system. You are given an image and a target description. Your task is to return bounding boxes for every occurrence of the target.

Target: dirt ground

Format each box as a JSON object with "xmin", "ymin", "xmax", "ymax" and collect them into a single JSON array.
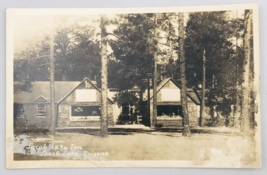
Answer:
[{"xmin": 13, "ymin": 126, "xmax": 248, "ymax": 167}]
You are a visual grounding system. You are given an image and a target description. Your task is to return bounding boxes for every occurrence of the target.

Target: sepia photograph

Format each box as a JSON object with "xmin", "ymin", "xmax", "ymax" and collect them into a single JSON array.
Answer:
[{"xmin": 6, "ymin": 4, "xmax": 261, "ymax": 168}]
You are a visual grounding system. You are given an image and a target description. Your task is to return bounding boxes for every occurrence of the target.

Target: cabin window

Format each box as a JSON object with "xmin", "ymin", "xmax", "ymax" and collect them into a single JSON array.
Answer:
[
  {"xmin": 71, "ymin": 106, "xmax": 101, "ymax": 117},
  {"xmin": 37, "ymin": 104, "xmax": 46, "ymax": 117},
  {"xmin": 157, "ymin": 105, "xmax": 182, "ymax": 117}
]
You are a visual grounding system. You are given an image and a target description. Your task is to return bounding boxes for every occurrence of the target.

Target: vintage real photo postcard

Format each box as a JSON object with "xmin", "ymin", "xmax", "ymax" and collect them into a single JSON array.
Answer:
[{"xmin": 6, "ymin": 4, "xmax": 261, "ymax": 168}]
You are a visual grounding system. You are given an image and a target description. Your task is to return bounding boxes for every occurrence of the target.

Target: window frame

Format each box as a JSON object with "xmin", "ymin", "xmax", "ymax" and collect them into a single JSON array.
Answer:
[
  {"xmin": 37, "ymin": 103, "xmax": 46, "ymax": 118},
  {"xmin": 69, "ymin": 105, "xmax": 101, "ymax": 121},
  {"xmin": 157, "ymin": 105, "xmax": 182, "ymax": 117}
]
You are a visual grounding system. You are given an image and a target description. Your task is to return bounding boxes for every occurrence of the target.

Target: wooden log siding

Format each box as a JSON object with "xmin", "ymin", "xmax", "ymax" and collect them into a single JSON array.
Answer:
[
  {"xmin": 188, "ymin": 103, "xmax": 199, "ymax": 127},
  {"xmin": 156, "ymin": 118, "xmax": 183, "ymax": 127},
  {"xmin": 14, "ymin": 103, "xmax": 51, "ymax": 131},
  {"xmin": 149, "ymin": 79, "xmax": 199, "ymax": 128},
  {"xmin": 57, "ymin": 104, "xmax": 114, "ymax": 128},
  {"xmin": 155, "ymin": 103, "xmax": 199, "ymax": 127},
  {"xmin": 55, "ymin": 78, "xmax": 114, "ymax": 128},
  {"xmin": 57, "ymin": 104, "xmax": 70, "ymax": 127},
  {"xmin": 13, "ymin": 78, "xmax": 115, "ymax": 131}
]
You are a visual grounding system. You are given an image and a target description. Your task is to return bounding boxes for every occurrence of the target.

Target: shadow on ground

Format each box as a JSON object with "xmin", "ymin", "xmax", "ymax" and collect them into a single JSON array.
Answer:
[
  {"xmin": 55, "ymin": 127, "xmax": 240, "ymax": 137},
  {"xmin": 56, "ymin": 128, "xmax": 151, "ymax": 136}
]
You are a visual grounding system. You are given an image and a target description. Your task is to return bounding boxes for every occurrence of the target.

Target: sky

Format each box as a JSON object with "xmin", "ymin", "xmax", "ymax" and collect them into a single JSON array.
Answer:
[
  {"xmin": 13, "ymin": 14, "xmax": 119, "ymax": 57},
  {"xmin": 13, "ymin": 10, "xmax": 245, "ymax": 58}
]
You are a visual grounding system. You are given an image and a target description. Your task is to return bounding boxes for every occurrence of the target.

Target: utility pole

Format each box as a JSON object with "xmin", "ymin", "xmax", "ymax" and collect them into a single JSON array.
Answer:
[
  {"xmin": 100, "ymin": 16, "xmax": 108, "ymax": 137},
  {"xmin": 178, "ymin": 12, "xmax": 191, "ymax": 136},
  {"xmin": 152, "ymin": 14, "xmax": 158, "ymax": 129},
  {"xmin": 200, "ymin": 49, "xmax": 206, "ymax": 127},
  {"xmin": 49, "ymin": 27, "xmax": 56, "ymax": 135}
]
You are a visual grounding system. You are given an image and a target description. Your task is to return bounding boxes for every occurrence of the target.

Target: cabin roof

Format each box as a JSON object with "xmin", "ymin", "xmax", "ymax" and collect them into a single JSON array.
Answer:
[
  {"xmin": 14, "ymin": 78, "xmax": 114, "ymax": 104},
  {"xmin": 148, "ymin": 77, "xmax": 201, "ymax": 105},
  {"xmin": 14, "ymin": 81, "xmax": 81, "ymax": 103}
]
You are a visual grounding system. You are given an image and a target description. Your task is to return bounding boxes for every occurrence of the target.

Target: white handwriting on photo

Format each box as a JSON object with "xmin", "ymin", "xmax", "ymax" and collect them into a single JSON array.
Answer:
[{"xmin": 24, "ymin": 143, "xmax": 109, "ymax": 158}]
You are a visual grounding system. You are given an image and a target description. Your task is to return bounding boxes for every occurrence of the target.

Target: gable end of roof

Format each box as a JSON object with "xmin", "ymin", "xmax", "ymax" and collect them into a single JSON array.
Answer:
[{"xmin": 57, "ymin": 77, "xmax": 114, "ymax": 104}]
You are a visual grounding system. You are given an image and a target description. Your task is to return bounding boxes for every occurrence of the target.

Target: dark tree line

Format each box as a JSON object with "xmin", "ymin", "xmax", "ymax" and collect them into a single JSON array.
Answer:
[
  {"xmin": 14, "ymin": 23, "xmax": 102, "ymax": 84},
  {"xmin": 14, "ymin": 11, "xmax": 249, "ymax": 128}
]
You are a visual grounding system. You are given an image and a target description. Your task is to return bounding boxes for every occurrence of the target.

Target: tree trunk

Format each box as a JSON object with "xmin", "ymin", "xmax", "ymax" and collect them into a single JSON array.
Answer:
[
  {"xmin": 152, "ymin": 14, "xmax": 158, "ymax": 129},
  {"xmin": 178, "ymin": 12, "xmax": 191, "ymax": 137},
  {"xmin": 200, "ymin": 50, "xmax": 206, "ymax": 127},
  {"xmin": 49, "ymin": 28, "xmax": 56, "ymax": 135},
  {"xmin": 234, "ymin": 11, "xmax": 241, "ymax": 128},
  {"xmin": 235, "ymin": 79, "xmax": 240, "ymax": 128},
  {"xmin": 240, "ymin": 9, "xmax": 256, "ymax": 166},
  {"xmin": 249, "ymin": 13, "xmax": 255, "ymax": 128},
  {"xmin": 147, "ymin": 77, "xmax": 150, "ymax": 125},
  {"xmin": 100, "ymin": 16, "xmax": 108, "ymax": 137},
  {"xmin": 241, "ymin": 9, "xmax": 253, "ymax": 136}
]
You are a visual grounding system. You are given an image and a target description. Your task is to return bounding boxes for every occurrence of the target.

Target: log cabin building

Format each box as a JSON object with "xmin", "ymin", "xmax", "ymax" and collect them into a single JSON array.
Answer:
[
  {"xmin": 13, "ymin": 77, "xmax": 202, "ymax": 131},
  {"xmin": 143, "ymin": 78, "xmax": 201, "ymax": 127},
  {"xmin": 14, "ymin": 78, "xmax": 119, "ymax": 131}
]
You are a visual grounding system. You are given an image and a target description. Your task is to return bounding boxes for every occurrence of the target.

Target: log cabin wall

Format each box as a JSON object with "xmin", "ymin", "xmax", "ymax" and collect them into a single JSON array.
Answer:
[
  {"xmin": 57, "ymin": 79, "xmax": 114, "ymax": 128},
  {"xmin": 149, "ymin": 80, "xmax": 200, "ymax": 128},
  {"xmin": 14, "ymin": 103, "xmax": 51, "ymax": 132}
]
